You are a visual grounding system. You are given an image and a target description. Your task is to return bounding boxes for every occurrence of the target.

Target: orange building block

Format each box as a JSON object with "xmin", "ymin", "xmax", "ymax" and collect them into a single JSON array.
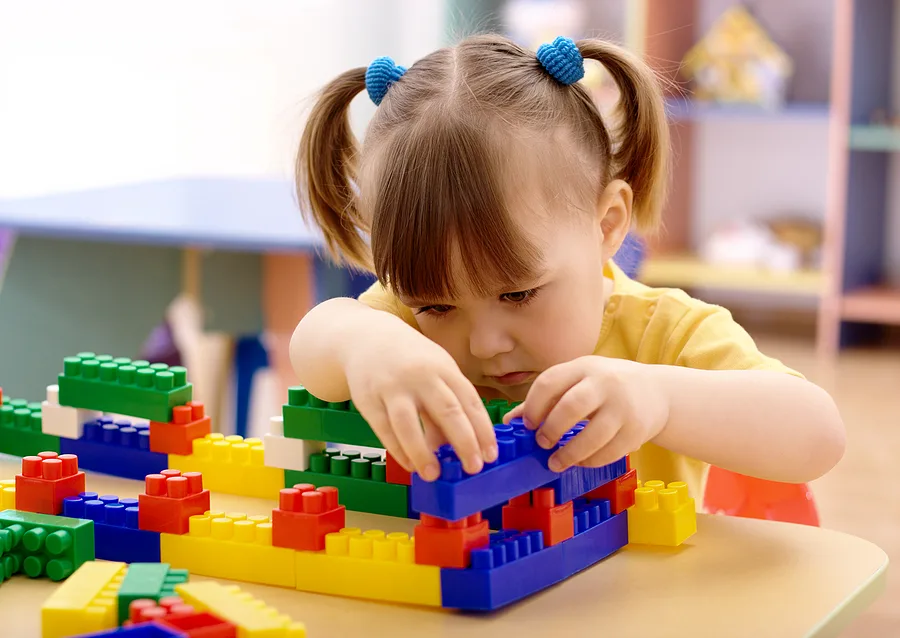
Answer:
[
  {"xmin": 584, "ymin": 468, "xmax": 637, "ymax": 514},
  {"xmin": 271, "ymin": 483, "xmax": 346, "ymax": 551},
  {"xmin": 15, "ymin": 451, "xmax": 86, "ymax": 515},
  {"xmin": 138, "ymin": 469, "xmax": 211, "ymax": 534},
  {"xmin": 704, "ymin": 466, "xmax": 820, "ymax": 526},
  {"xmin": 414, "ymin": 512, "xmax": 489, "ymax": 568},
  {"xmin": 385, "ymin": 451, "xmax": 411, "ymax": 486},
  {"xmin": 502, "ymin": 487, "xmax": 574, "ymax": 547},
  {"xmin": 149, "ymin": 402, "xmax": 212, "ymax": 455}
]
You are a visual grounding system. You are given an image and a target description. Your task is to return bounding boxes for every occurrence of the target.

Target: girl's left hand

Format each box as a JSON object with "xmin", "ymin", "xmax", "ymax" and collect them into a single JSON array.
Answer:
[{"xmin": 503, "ymin": 356, "xmax": 669, "ymax": 472}]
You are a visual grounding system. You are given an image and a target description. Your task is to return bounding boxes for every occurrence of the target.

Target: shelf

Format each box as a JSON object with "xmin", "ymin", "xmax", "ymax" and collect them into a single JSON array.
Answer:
[
  {"xmin": 840, "ymin": 286, "xmax": 900, "ymax": 325},
  {"xmin": 848, "ymin": 125, "xmax": 900, "ymax": 151},
  {"xmin": 638, "ymin": 254, "xmax": 824, "ymax": 296},
  {"xmin": 665, "ymin": 98, "xmax": 830, "ymax": 122}
]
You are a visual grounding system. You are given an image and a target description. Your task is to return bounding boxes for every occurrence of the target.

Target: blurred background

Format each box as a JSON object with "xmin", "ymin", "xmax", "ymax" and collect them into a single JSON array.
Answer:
[{"xmin": 0, "ymin": 1, "xmax": 895, "ymax": 634}]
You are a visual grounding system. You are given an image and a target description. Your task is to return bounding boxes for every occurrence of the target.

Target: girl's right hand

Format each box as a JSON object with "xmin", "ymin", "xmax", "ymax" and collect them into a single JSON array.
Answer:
[{"xmin": 344, "ymin": 323, "xmax": 498, "ymax": 482}]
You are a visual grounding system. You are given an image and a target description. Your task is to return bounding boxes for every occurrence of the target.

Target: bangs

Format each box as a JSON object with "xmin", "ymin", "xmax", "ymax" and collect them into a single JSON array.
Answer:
[{"xmin": 368, "ymin": 114, "xmax": 542, "ymax": 301}]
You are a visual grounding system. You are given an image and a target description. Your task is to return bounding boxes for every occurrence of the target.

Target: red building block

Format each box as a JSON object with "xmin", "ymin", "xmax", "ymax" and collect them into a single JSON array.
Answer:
[
  {"xmin": 271, "ymin": 483, "xmax": 346, "ymax": 551},
  {"xmin": 414, "ymin": 512, "xmax": 489, "ymax": 568},
  {"xmin": 138, "ymin": 469, "xmax": 211, "ymax": 534},
  {"xmin": 15, "ymin": 451, "xmax": 86, "ymax": 515},
  {"xmin": 385, "ymin": 451, "xmax": 411, "ymax": 486},
  {"xmin": 127, "ymin": 597, "xmax": 237, "ymax": 637},
  {"xmin": 502, "ymin": 487, "xmax": 574, "ymax": 547},
  {"xmin": 149, "ymin": 402, "xmax": 212, "ymax": 455},
  {"xmin": 584, "ymin": 468, "xmax": 637, "ymax": 515}
]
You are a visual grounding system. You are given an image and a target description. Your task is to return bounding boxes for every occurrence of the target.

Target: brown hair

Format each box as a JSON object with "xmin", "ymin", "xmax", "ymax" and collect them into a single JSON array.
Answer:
[{"xmin": 297, "ymin": 34, "xmax": 669, "ymax": 300}]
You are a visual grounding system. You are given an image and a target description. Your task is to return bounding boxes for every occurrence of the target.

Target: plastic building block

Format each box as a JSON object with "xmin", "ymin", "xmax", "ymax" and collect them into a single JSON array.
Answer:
[
  {"xmin": 64, "ymin": 494, "xmax": 162, "ymax": 564},
  {"xmin": 414, "ymin": 512, "xmax": 489, "ymax": 568},
  {"xmin": 272, "ymin": 484, "xmax": 345, "ymax": 551},
  {"xmin": 42, "ymin": 384, "xmax": 103, "ymax": 440},
  {"xmin": 124, "ymin": 596, "xmax": 195, "ymax": 625},
  {"xmin": 0, "ymin": 396, "xmax": 61, "ymax": 457},
  {"xmin": 410, "ymin": 418, "xmax": 626, "ymax": 521},
  {"xmin": 15, "ymin": 451, "xmax": 86, "ymax": 515},
  {"xmin": 295, "ymin": 527, "xmax": 442, "ymax": 607},
  {"xmin": 176, "ymin": 580, "xmax": 308, "ymax": 637},
  {"xmin": 139, "ymin": 471, "xmax": 211, "ymax": 535},
  {"xmin": 58, "ymin": 353, "xmax": 193, "ymax": 423},
  {"xmin": 168, "ymin": 434, "xmax": 283, "ymax": 500},
  {"xmin": 282, "ymin": 386, "xmax": 382, "ymax": 447},
  {"xmin": 117, "ymin": 563, "xmax": 190, "ymax": 624},
  {"xmin": 628, "ymin": 480, "xmax": 697, "ymax": 547},
  {"xmin": 284, "ymin": 468, "xmax": 409, "ymax": 518},
  {"xmin": 71, "ymin": 622, "xmax": 189, "ymax": 637},
  {"xmin": 150, "ymin": 402, "xmax": 212, "ymax": 456},
  {"xmin": 482, "ymin": 398, "xmax": 519, "ymax": 424},
  {"xmin": 41, "ymin": 560, "xmax": 127, "ymax": 638},
  {"xmin": 60, "ymin": 418, "xmax": 169, "ymax": 481},
  {"xmin": 0, "ymin": 479, "xmax": 15, "ymax": 511},
  {"xmin": 157, "ymin": 611, "xmax": 237, "ymax": 638},
  {"xmin": 501, "ymin": 488, "xmax": 574, "ymax": 547},
  {"xmin": 585, "ymin": 467, "xmax": 637, "ymax": 514},
  {"xmin": 263, "ymin": 432, "xmax": 326, "ymax": 473},
  {"xmin": 0, "ymin": 509, "xmax": 95, "ymax": 582},
  {"xmin": 385, "ymin": 451, "xmax": 411, "ymax": 486},
  {"xmin": 160, "ymin": 512, "xmax": 295, "ymax": 588},
  {"xmin": 440, "ymin": 505, "xmax": 628, "ymax": 611}
]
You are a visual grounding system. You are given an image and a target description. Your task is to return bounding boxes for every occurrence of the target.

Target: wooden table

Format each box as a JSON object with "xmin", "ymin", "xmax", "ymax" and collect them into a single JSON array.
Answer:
[{"xmin": 0, "ymin": 458, "xmax": 887, "ymax": 638}]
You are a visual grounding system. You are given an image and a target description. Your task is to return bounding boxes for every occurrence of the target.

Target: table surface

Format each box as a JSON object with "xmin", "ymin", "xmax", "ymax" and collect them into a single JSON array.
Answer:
[
  {"xmin": 0, "ymin": 457, "xmax": 888, "ymax": 638},
  {"xmin": 0, "ymin": 177, "xmax": 324, "ymax": 251}
]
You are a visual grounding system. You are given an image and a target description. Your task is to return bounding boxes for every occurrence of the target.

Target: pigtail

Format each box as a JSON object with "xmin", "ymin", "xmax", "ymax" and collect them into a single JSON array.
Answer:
[
  {"xmin": 296, "ymin": 68, "xmax": 371, "ymax": 269},
  {"xmin": 576, "ymin": 40, "xmax": 670, "ymax": 231}
]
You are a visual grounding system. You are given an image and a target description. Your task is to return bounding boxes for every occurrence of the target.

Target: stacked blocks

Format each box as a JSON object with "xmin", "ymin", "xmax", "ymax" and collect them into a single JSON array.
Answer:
[
  {"xmin": 294, "ymin": 527, "xmax": 442, "ymax": 607},
  {"xmin": 585, "ymin": 467, "xmax": 638, "ymax": 514},
  {"xmin": 139, "ymin": 470, "xmax": 210, "ymax": 535},
  {"xmin": 117, "ymin": 563, "xmax": 190, "ymax": 624},
  {"xmin": 628, "ymin": 480, "xmax": 697, "ymax": 546},
  {"xmin": 0, "ymin": 479, "xmax": 15, "ymax": 510},
  {"xmin": 160, "ymin": 512, "xmax": 295, "ymax": 588},
  {"xmin": 413, "ymin": 512, "xmax": 489, "ymax": 568},
  {"xmin": 263, "ymin": 415, "xmax": 325, "ymax": 472},
  {"xmin": 41, "ymin": 560, "xmax": 127, "ymax": 638},
  {"xmin": 0, "ymin": 394, "xmax": 60, "ymax": 457},
  {"xmin": 271, "ymin": 483, "xmax": 346, "ymax": 551},
  {"xmin": 502, "ymin": 487, "xmax": 574, "ymax": 547},
  {"xmin": 64, "ymin": 494, "xmax": 161, "ymax": 564},
  {"xmin": 16, "ymin": 451, "xmax": 86, "ymax": 515},
  {"xmin": 58, "ymin": 353, "xmax": 192, "ymax": 423},
  {"xmin": 168, "ymin": 434, "xmax": 283, "ymax": 500},
  {"xmin": 149, "ymin": 402, "xmax": 211, "ymax": 456},
  {"xmin": 281, "ymin": 386, "xmax": 381, "ymax": 447},
  {"xmin": 0, "ymin": 509, "xmax": 95, "ymax": 583},
  {"xmin": 60, "ymin": 418, "xmax": 168, "ymax": 481},
  {"xmin": 41, "ymin": 384, "xmax": 102, "ymax": 440}
]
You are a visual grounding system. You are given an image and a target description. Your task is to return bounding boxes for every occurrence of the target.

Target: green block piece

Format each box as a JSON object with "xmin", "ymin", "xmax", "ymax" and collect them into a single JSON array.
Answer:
[
  {"xmin": 117, "ymin": 563, "xmax": 190, "ymax": 624},
  {"xmin": 0, "ymin": 510, "xmax": 94, "ymax": 583},
  {"xmin": 282, "ymin": 386, "xmax": 381, "ymax": 447},
  {"xmin": 285, "ymin": 469, "xmax": 409, "ymax": 518},
  {"xmin": 483, "ymin": 398, "xmax": 519, "ymax": 424},
  {"xmin": 57, "ymin": 352, "xmax": 192, "ymax": 422},
  {"xmin": 0, "ymin": 398, "xmax": 60, "ymax": 457}
]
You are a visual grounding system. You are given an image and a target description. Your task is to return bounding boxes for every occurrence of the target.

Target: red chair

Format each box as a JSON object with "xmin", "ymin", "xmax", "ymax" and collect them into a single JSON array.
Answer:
[{"xmin": 703, "ymin": 466, "xmax": 819, "ymax": 526}]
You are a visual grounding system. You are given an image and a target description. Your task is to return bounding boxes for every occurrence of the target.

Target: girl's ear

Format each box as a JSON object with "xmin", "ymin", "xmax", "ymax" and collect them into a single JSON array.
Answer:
[{"xmin": 596, "ymin": 179, "xmax": 634, "ymax": 261}]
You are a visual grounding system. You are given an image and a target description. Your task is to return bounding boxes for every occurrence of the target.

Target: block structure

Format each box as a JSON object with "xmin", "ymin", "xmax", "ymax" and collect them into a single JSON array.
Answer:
[
  {"xmin": 0, "ymin": 509, "xmax": 95, "ymax": 582},
  {"xmin": 64, "ymin": 494, "xmax": 162, "ymax": 564},
  {"xmin": 628, "ymin": 480, "xmax": 697, "ymax": 547},
  {"xmin": 15, "ymin": 452, "xmax": 86, "ymax": 515},
  {"xmin": 272, "ymin": 484, "xmax": 345, "ymax": 551},
  {"xmin": 149, "ymin": 402, "xmax": 211, "ymax": 455},
  {"xmin": 414, "ymin": 512, "xmax": 489, "ymax": 568},
  {"xmin": 502, "ymin": 488, "xmax": 574, "ymax": 547},
  {"xmin": 41, "ymin": 384, "xmax": 102, "ymax": 440},
  {"xmin": 57, "ymin": 353, "xmax": 192, "ymax": 423},
  {"xmin": 0, "ymin": 395, "xmax": 60, "ymax": 457},
  {"xmin": 281, "ymin": 386, "xmax": 382, "ymax": 447},
  {"xmin": 117, "ymin": 563, "xmax": 190, "ymax": 625},
  {"xmin": 138, "ymin": 470, "xmax": 210, "ymax": 535},
  {"xmin": 585, "ymin": 467, "xmax": 637, "ymax": 514},
  {"xmin": 41, "ymin": 560, "xmax": 127, "ymax": 638},
  {"xmin": 263, "ymin": 415, "xmax": 326, "ymax": 473},
  {"xmin": 60, "ymin": 418, "xmax": 168, "ymax": 481}
]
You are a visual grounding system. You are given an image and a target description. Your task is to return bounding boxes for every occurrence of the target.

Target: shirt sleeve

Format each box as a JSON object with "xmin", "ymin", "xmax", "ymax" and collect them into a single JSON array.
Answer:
[{"xmin": 357, "ymin": 281, "xmax": 419, "ymax": 330}]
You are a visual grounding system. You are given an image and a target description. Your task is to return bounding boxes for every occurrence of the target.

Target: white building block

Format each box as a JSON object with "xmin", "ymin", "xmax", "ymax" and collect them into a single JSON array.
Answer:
[
  {"xmin": 41, "ymin": 385, "xmax": 102, "ymax": 439},
  {"xmin": 269, "ymin": 415, "xmax": 284, "ymax": 437},
  {"xmin": 263, "ymin": 433, "xmax": 325, "ymax": 472}
]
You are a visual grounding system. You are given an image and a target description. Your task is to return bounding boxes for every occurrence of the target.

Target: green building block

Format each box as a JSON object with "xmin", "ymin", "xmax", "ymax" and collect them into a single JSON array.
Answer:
[
  {"xmin": 282, "ymin": 387, "xmax": 382, "ymax": 448},
  {"xmin": 286, "ymin": 465, "xmax": 409, "ymax": 518},
  {"xmin": 57, "ymin": 352, "xmax": 192, "ymax": 422},
  {"xmin": 0, "ymin": 397, "xmax": 60, "ymax": 457},
  {"xmin": 0, "ymin": 510, "xmax": 94, "ymax": 583},
  {"xmin": 117, "ymin": 563, "xmax": 190, "ymax": 624},
  {"xmin": 483, "ymin": 398, "xmax": 519, "ymax": 424}
]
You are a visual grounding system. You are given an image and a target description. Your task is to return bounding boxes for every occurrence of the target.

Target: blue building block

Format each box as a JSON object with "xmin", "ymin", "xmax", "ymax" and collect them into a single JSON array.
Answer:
[
  {"xmin": 439, "ymin": 500, "xmax": 628, "ymax": 611},
  {"xmin": 481, "ymin": 502, "xmax": 507, "ymax": 530},
  {"xmin": 59, "ymin": 417, "xmax": 168, "ymax": 481},
  {"xmin": 72, "ymin": 622, "xmax": 186, "ymax": 637},
  {"xmin": 411, "ymin": 418, "xmax": 626, "ymax": 520},
  {"xmin": 63, "ymin": 492, "xmax": 161, "ymax": 563}
]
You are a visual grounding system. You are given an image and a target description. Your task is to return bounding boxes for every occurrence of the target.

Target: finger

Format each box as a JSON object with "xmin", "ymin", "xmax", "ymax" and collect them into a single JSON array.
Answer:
[
  {"xmin": 574, "ymin": 428, "xmax": 640, "ymax": 470},
  {"xmin": 547, "ymin": 411, "xmax": 622, "ymax": 472},
  {"xmin": 444, "ymin": 373, "xmax": 499, "ymax": 464},
  {"xmin": 420, "ymin": 380, "xmax": 486, "ymax": 475},
  {"xmin": 385, "ymin": 397, "xmax": 440, "ymax": 481},
  {"xmin": 502, "ymin": 402, "xmax": 524, "ymax": 424},
  {"xmin": 536, "ymin": 378, "xmax": 604, "ymax": 449},
  {"xmin": 421, "ymin": 412, "xmax": 449, "ymax": 452},
  {"xmin": 352, "ymin": 394, "xmax": 414, "ymax": 473},
  {"xmin": 521, "ymin": 360, "xmax": 592, "ymax": 431}
]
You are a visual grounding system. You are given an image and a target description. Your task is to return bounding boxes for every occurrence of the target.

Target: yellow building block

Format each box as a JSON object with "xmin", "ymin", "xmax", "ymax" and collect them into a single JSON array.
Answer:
[
  {"xmin": 169, "ymin": 433, "xmax": 284, "ymax": 499},
  {"xmin": 161, "ymin": 511, "xmax": 295, "ymax": 588},
  {"xmin": 176, "ymin": 580, "xmax": 307, "ymax": 638},
  {"xmin": 628, "ymin": 480, "xmax": 697, "ymax": 546},
  {"xmin": 0, "ymin": 479, "xmax": 15, "ymax": 510},
  {"xmin": 41, "ymin": 560, "xmax": 127, "ymax": 638},
  {"xmin": 295, "ymin": 527, "xmax": 442, "ymax": 607}
]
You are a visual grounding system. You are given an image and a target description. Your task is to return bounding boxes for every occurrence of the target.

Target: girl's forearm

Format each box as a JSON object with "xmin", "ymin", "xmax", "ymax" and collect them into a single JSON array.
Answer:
[{"xmin": 647, "ymin": 366, "xmax": 846, "ymax": 483}]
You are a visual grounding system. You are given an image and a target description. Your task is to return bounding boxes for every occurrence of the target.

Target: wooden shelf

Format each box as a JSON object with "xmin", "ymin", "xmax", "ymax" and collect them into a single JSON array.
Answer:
[
  {"xmin": 638, "ymin": 254, "xmax": 825, "ymax": 296},
  {"xmin": 666, "ymin": 98, "xmax": 830, "ymax": 122},
  {"xmin": 840, "ymin": 286, "xmax": 900, "ymax": 325},
  {"xmin": 848, "ymin": 125, "xmax": 900, "ymax": 151}
]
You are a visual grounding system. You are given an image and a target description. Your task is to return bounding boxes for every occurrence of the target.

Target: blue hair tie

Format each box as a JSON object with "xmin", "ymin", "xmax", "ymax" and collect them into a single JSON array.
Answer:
[
  {"xmin": 366, "ymin": 56, "xmax": 407, "ymax": 106},
  {"xmin": 536, "ymin": 36, "xmax": 584, "ymax": 85}
]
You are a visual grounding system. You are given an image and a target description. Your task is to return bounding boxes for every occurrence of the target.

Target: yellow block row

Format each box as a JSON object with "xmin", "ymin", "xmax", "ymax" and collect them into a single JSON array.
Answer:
[{"xmin": 42, "ymin": 561, "xmax": 127, "ymax": 638}]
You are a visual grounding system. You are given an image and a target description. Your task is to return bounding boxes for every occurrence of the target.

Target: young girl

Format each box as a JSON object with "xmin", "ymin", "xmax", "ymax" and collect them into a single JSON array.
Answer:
[{"xmin": 290, "ymin": 34, "xmax": 845, "ymax": 496}]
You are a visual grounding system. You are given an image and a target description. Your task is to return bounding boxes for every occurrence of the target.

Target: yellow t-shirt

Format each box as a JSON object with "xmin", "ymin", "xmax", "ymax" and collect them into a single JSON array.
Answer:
[{"xmin": 358, "ymin": 260, "xmax": 803, "ymax": 503}]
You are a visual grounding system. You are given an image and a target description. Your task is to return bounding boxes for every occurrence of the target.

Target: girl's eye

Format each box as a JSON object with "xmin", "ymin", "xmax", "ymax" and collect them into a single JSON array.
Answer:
[
  {"xmin": 501, "ymin": 288, "xmax": 541, "ymax": 306},
  {"xmin": 415, "ymin": 304, "xmax": 454, "ymax": 317}
]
